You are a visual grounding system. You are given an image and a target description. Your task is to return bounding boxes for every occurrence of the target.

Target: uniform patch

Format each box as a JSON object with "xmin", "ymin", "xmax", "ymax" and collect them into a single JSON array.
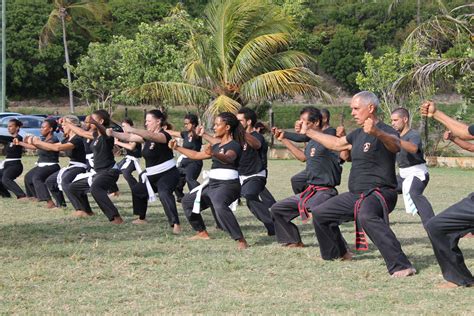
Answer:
[
  {"xmin": 310, "ymin": 147, "xmax": 316, "ymax": 157},
  {"xmin": 149, "ymin": 142, "xmax": 156, "ymax": 150},
  {"xmin": 363, "ymin": 142, "xmax": 371, "ymax": 152},
  {"xmin": 219, "ymin": 148, "xmax": 225, "ymax": 154},
  {"xmin": 243, "ymin": 143, "xmax": 247, "ymax": 151}
]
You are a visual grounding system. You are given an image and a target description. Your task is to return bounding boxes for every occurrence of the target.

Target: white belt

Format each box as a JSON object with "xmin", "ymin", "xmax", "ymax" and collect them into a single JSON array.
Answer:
[
  {"xmin": 399, "ymin": 163, "xmax": 428, "ymax": 215},
  {"xmin": 238, "ymin": 169, "xmax": 266, "ymax": 185},
  {"xmin": 57, "ymin": 161, "xmax": 88, "ymax": 191},
  {"xmin": 86, "ymin": 153, "xmax": 94, "ymax": 168},
  {"xmin": 36, "ymin": 162, "xmax": 59, "ymax": 167},
  {"xmin": 176, "ymin": 154, "xmax": 188, "ymax": 167},
  {"xmin": 121, "ymin": 155, "xmax": 143, "ymax": 174},
  {"xmin": 190, "ymin": 168, "xmax": 239, "ymax": 214},
  {"xmin": 72, "ymin": 164, "xmax": 118, "ymax": 187},
  {"xmin": 0, "ymin": 158, "xmax": 21, "ymax": 169},
  {"xmin": 141, "ymin": 159, "xmax": 176, "ymax": 202}
]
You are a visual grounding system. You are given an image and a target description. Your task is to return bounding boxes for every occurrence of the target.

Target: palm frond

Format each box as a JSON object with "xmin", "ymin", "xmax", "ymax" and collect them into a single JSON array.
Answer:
[
  {"xmin": 240, "ymin": 67, "xmax": 332, "ymax": 103},
  {"xmin": 68, "ymin": 1, "xmax": 110, "ymax": 22},
  {"xmin": 206, "ymin": 94, "xmax": 241, "ymax": 116},
  {"xmin": 128, "ymin": 82, "xmax": 213, "ymax": 106},
  {"xmin": 39, "ymin": 9, "xmax": 61, "ymax": 49}
]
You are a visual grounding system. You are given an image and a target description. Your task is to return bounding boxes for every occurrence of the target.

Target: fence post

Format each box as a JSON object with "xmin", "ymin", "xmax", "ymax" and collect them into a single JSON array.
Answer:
[{"xmin": 269, "ymin": 105, "xmax": 274, "ymax": 148}]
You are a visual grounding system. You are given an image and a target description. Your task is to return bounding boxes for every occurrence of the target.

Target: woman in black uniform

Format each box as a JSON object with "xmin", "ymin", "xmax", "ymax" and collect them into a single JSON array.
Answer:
[
  {"xmin": 66, "ymin": 110, "xmax": 123, "ymax": 223},
  {"xmin": 165, "ymin": 113, "xmax": 203, "ymax": 202},
  {"xmin": 108, "ymin": 110, "xmax": 181, "ymax": 233},
  {"xmin": 115, "ymin": 118, "xmax": 142, "ymax": 192},
  {"xmin": 33, "ymin": 115, "xmax": 87, "ymax": 208},
  {"xmin": 18, "ymin": 118, "xmax": 60, "ymax": 208},
  {"xmin": 0, "ymin": 118, "xmax": 27, "ymax": 199},
  {"xmin": 170, "ymin": 112, "xmax": 249, "ymax": 250}
]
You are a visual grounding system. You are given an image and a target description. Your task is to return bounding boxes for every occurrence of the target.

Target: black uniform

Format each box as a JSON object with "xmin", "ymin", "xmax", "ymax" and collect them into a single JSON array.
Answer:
[
  {"xmin": 0, "ymin": 135, "xmax": 26, "ymax": 198},
  {"xmin": 24, "ymin": 136, "xmax": 60, "ymax": 201},
  {"xmin": 45, "ymin": 135, "xmax": 87, "ymax": 207},
  {"xmin": 271, "ymin": 128, "xmax": 341, "ymax": 244},
  {"xmin": 256, "ymin": 132, "xmax": 277, "ymax": 209},
  {"xmin": 425, "ymin": 124, "xmax": 474, "ymax": 286},
  {"xmin": 181, "ymin": 141, "xmax": 244, "ymax": 240},
  {"xmin": 239, "ymin": 131, "xmax": 275, "ymax": 235},
  {"xmin": 117, "ymin": 142, "xmax": 142, "ymax": 191},
  {"xmin": 175, "ymin": 131, "xmax": 203, "ymax": 200},
  {"xmin": 312, "ymin": 122, "xmax": 414, "ymax": 275},
  {"xmin": 396, "ymin": 129, "xmax": 434, "ymax": 227},
  {"xmin": 131, "ymin": 130, "xmax": 180, "ymax": 225},
  {"xmin": 68, "ymin": 133, "xmax": 121, "ymax": 220}
]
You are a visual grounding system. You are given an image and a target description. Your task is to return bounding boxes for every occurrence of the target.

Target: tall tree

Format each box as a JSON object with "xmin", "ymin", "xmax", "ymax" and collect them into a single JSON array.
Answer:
[
  {"xmin": 132, "ymin": 0, "xmax": 331, "ymax": 117},
  {"xmin": 39, "ymin": 0, "xmax": 109, "ymax": 113}
]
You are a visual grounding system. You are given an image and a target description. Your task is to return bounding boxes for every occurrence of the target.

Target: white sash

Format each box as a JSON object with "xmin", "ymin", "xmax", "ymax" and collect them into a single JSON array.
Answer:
[
  {"xmin": 57, "ymin": 161, "xmax": 88, "ymax": 191},
  {"xmin": 238, "ymin": 169, "xmax": 267, "ymax": 185},
  {"xmin": 176, "ymin": 154, "xmax": 188, "ymax": 167},
  {"xmin": 121, "ymin": 155, "xmax": 143, "ymax": 175},
  {"xmin": 140, "ymin": 159, "xmax": 176, "ymax": 202},
  {"xmin": 0, "ymin": 158, "xmax": 21, "ymax": 170},
  {"xmin": 86, "ymin": 153, "xmax": 94, "ymax": 168},
  {"xmin": 399, "ymin": 163, "xmax": 428, "ymax": 215},
  {"xmin": 190, "ymin": 168, "xmax": 239, "ymax": 214},
  {"xmin": 73, "ymin": 170, "xmax": 96, "ymax": 187},
  {"xmin": 36, "ymin": 162, "xmax": 59, "ymax": 167}
]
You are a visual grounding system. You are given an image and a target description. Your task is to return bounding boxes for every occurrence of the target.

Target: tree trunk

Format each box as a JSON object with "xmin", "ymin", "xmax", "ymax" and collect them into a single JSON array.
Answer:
[
  {"xmin": 61, "ymin": 13, "xmax": 74, "ymax": 113},
  {"xmin": 416, "ymin": 0, "xmax": 421, "ymax": 25}
]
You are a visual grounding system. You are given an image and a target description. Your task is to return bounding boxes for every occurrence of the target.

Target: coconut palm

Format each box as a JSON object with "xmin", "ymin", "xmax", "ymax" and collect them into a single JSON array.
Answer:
[
  {"xmin": 39, "ymin": 0, "xmax": 109, "ymax": 113},
  {"xmin": 133, "ymin": 0, "xmax": 331, "ymax": 117}
]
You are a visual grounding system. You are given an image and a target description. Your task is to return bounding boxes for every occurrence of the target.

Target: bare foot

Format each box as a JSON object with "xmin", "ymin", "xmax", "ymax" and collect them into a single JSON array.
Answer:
[
  {"xmin": 341, "ymin": 251, "xmax": 354, "ymax": 261},
  {"xmin": 108, "ymin": 192, "xmax": 120, "ymax": 198},
  {"xmin": 18, "ymin": 197, "xmax": 29, "ymax": 201},
  {"xmin": 172, "ymin": 224, "xmax": 182, "ymax": 235},
  {"xmin": 73, "ymin": 210, "xmax": 93, "ymax": 218},
  {"xmin": 28, "ymin": 197, "xmax": 39, "ymax": 202},
  {"xmin": 436, "ymin": 281, "xmax": 460, "ymax": 289},
  {"xmin": 188, "ymin": 231, "xmax": 210, "ymax": 240},
  {"xmin": 391, "ymin": 267, "xmax": 417, "ymax": 278},
  {"xmin": 132, "ymin": 218, "xmax": 148, "ymax": 225},
  {"xmin": 283, "ymin": 242, "xmax": 304, "ymax": 248},
  {"xmin": 237, "ymin": 238, "xmax": 249, "ymax": 250},
  {"xmin": 111, "ymin": 216, "xmax": 124, "ymax": 224},
  {"xmin": 46, "ymin": 200, "xmax": 56, "ymax": 209}
]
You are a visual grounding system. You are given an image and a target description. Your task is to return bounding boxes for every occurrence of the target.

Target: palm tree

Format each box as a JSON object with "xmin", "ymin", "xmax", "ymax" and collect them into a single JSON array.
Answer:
[
  {"xmin": 133, "ymin": 0, "xmax": 331, "ymax": 117},
  {"xmin": 39, "ymin": 0, "xmax": 109, "ymax": 113}
]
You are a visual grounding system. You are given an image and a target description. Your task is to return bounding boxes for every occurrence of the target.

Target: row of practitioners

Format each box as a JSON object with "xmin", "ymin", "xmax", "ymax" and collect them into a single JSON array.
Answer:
[{"xmin": 0, "ymin": 92, "xmax": 472, "ymax": 288}]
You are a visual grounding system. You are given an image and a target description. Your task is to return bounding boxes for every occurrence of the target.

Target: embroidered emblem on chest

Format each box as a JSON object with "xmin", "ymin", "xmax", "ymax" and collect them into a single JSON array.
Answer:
[
  {"xmin": 149, "ymin": 142, "xmax": 156, "ymax": 150},
  {"xmin": 243, "ymin": 143, "xmax": 248, "ymax": 151},
  {"xmin": 310, "ymin": 147, "xmax": 316, "ymax": 157},
  {"xmin": 93, "ymin": 139, "xmax": 99, "ymax": 146},
  {"xmin": 219, "ymin": 148, "xmax": 225, "ymax": 154},
  {"xmin": 363, "ymin": 142, "xmax": 371, "ymax": 152},
  {"xmin": 188, "ymin": 135, "xmax": 193, "ymax": 142}
]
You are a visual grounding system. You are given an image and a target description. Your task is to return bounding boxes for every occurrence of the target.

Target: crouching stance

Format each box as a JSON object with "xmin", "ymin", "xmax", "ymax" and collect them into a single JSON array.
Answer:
[
  {"xmin": 271, "ymin": 107, "xmax": 342, "ymax": 247},
  {"xmin": 170, "ymin": 112, "xmax": 249, "ymax": 250}
]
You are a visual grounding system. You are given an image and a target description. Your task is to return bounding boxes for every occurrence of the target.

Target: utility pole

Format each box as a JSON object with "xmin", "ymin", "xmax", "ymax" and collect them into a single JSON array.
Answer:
[{"xmin": 1, "ymin": 0, "xmax": 6, "ymax": 112}]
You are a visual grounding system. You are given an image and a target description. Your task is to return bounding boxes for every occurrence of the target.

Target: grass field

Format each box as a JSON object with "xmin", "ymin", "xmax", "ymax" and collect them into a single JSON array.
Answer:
[{"xmin": 1, "ymin": 157, "xmax": 473, "ymax": 314}]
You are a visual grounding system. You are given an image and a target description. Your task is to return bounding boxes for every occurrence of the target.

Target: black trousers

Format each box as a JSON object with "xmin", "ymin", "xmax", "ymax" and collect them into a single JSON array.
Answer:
[
  {"xmin": 117, "ymin": 158, "xmax": 139, "ymax": 191},
  {"xmin": 0, "ymin": 162, "xmax": 26, "ymax": 198},
  {"xmin": 426, "ymin": 193, "xmax": 474, "ymax": 286},
  {"xmin": 175, "ymin": 159, "xmax": 202, "ymax": 197},
  {"xmin": 45, "ymin": 167, "xmax": 86, "ymax": 207},
  {"xmin": 181, "ymin": 179, "xmax": 243, "ymax": 240},
  {"xmin": 396, "ymin": 174, "xmax": 435, "ymax": 228},
  {"xmin": 271, "ymin": 189, "xmax": 337, "ymax": 244},
  {"xmin": 291, "ymin": 170, "xmax": 307, "ymax": 194},
  {"xmin": 241, "ymin": 177, "xmax": 275, "ymax": 234},
  {"xmin": 68, "ymin": 168, "xmax": 121, "ymax": 220},
  {"xmin": 312, "ymin": 189, "xmax": 413, "ymax": 274},
  {"xmin": 24, "ymin": 164, "xmax": 60, "ymax": 201},
  {"xmin": 132, "ymin": 167, "xmax": 180, "ymax": 225}
]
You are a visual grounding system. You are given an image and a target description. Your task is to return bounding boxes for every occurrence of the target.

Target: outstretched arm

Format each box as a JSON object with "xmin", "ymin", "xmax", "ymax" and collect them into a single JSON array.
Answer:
[
  {"xmin": 272, "ymin": 128, "xmax": 305, "ymax": 162},
  {"xmin": 32, "ymin": 137, "xmax": 74, "ymax": 152},
  {"xmin": 421, "ymin": 101, "xmax": 474, "ymax": 140},
  {"xmin": 169, "ymin": 139, "xmax": 210, "ymax": 160},
  {"xmin": 123, "ymin": 124, "xmax": 167, "ymax": 143},
  {"xmin": 444, "ymin": 131, "xmax": 474, "ymax": 152}
]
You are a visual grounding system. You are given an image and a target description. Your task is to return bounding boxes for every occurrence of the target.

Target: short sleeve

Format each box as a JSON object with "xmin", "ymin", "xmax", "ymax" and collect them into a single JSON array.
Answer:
[
  {"xmin": 346, "ymin": 129, "xmax": 358, "ymax": 145},
  {"xmin": 324, "ymin": 127, "xmax": 337, "ymax": 136},
  {"xmin": 468, "ymin": 124, "xmax": 474, "ymax": 136},
  {"xmin": 180, "ymin": 131, "xmax": 186, "ymax": 138},
  {"xmin": 407, "ymin": 131, "xmax": 422, "ymax": 148}
]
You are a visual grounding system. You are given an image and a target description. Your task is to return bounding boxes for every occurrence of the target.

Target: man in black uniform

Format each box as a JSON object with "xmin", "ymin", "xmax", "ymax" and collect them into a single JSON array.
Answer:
[
  {"xmin": 236, "ymin": 107, "xmax": 275, "ymax": 236},
  {"xmin": 391, "ymin": 107, "xmax": 434, "ymax": 228},
  {"xmin": 421, "ymin": 101, "xmax": 474, "ymax": 288},
  {"xmin": 304, "ymin": 91, "xmax": 416, "ymax": 277}
]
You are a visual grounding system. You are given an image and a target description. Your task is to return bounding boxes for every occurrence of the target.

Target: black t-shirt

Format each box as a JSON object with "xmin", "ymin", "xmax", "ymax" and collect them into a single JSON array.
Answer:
[
  {"xmin": 469, "ymin": 124, "xmax": 474, "ymax": 136},
  {"xmin": 259, "ymin": 133, "xmax": 269, "ymax": 170},
  {"xmin": 181, "ymin": 131, "xmax": 202, "ymax": 152},
  {"xmin": 238, "ymin": 131, "xmax": 264, "ymax": 176},
  {"xmin": 304, "ymin": 128, "xmax": 341, "ymax": 187},
  {"xmin": 62, "ymin": 135, "xmax": 87, "ymax": 164},
  {"xmin": 141, "ymin": 130, "xmax": 174, "ymax": 168},
  {"xmin": 37, "ymin": 136, "xmax": 60, "ymax": 163},
  {"xmin": 125, "ymin": 143, "xmax": 142, "ymax": 158},
  {"xmin": 91, "ymin": 134, "xmax": 115, "ymax": 171},
  {"xmin": 397, "ymin": 129, "xmax": 426, "ymax": 168},
  {"xmin": 6, "ymin": 135, "xmax": 23, "ymax": 159},
  {"xmin": 346, "ymin": 121, "xmax": 398, "ymax": 193},
  {"xmin": 211, "ymin": 140, "xmax": 242, "ymax": 170},
  {"xmin": 83, "ymin": 138, "xmax": 93, "ymax": 155}
]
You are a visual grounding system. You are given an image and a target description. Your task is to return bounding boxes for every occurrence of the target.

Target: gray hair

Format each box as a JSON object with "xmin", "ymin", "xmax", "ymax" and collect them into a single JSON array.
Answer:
[
  {"xmin": 353, "ymin": 91, "xmax": 380, "ymax": 109},
  {"xmin": 62, "ymin": 115, "xmax": 81, "ymax": 127}
]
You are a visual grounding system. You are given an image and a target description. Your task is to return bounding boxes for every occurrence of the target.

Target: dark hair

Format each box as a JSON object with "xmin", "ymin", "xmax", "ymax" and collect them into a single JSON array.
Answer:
[
  {"xmin": 92, "ymin": 109, "xmax": 111, "ymax": 127},
  {"xmin": 300, "ymin": 106, "xmax": 323, "ymax": 128},
  {"xmin": 184, "ymin": 113, "xmax": 199, "ymax": 127},
  {"xmin": 147, "ymin": 109, "xmax": 167, "ymax": 127},
  {"xmin": 237, "ymin": 107, "xmax": 257, "ymax": 127},
  {"xmin": 44, "ymin": 118, "xmax": 58, "ymax": 132},
  {"xmin": 392, "ymin": 107, "xmax": 410, "ymax": 120},
  {"xmin": 321, "ymin": 108, "xmax": 330, "ymax": 124},
  {"xmin": 122, "ymin": 118, "xmax": 134, "ymax": 126},
  {"xmin": 164, "ymin": 122, "xmax": 174, "ymax": 130},
  {"xmin": 255, "ymin": 121, "xmax": 268, "ymax": 134},
  {"xmin": 217, "ymin": 112, "xmax": 246, "ymax": 146},
  {"xmin": 9, "ymin": 118, "xmax": 23, "ymax": 128}
]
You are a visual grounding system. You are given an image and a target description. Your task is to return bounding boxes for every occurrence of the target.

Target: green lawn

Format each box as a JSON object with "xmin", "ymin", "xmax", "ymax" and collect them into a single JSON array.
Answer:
[{"xmin": 1, "ymin": 157, "xmax": 473, "ymax": 314}]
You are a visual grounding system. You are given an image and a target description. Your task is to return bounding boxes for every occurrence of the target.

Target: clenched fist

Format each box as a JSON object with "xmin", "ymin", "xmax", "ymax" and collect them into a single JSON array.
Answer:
[
  {"xmin": 420, "ymin": 100, "xmax": 436, "ymax": 117},
  {"xmin": 362, "ymin": 117, "xmax": 376, "ymax": 135},
  {"xmin": 168, "ymin": 139, "xmax": 178, "ymax": 150}
]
